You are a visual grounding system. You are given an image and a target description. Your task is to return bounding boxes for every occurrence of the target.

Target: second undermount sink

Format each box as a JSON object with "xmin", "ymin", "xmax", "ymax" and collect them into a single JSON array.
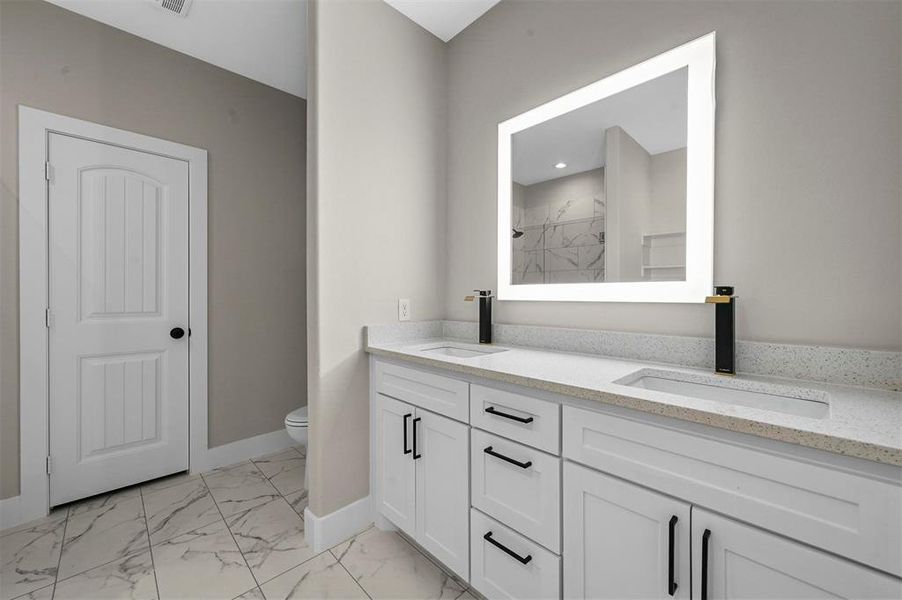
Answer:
[
  {"xmin": 420, "ymin": 344, "xmax": 509, "ymax": 359},
  {"xmin": 616, "ymin": 369, "xmax": 830, "ymax": 419}
]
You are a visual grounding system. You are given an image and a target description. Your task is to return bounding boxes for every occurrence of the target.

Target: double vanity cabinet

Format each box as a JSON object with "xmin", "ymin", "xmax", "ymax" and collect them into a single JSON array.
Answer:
[{"xmin": 370, "ymin": 357, "xmax": 902, "ymax": 599}]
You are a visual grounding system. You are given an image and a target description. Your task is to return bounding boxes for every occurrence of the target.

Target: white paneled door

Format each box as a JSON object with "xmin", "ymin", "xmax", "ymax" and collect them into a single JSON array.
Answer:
[{"xmin": 48, "ymin": 133, "xmax": 189, "ymax": 506}]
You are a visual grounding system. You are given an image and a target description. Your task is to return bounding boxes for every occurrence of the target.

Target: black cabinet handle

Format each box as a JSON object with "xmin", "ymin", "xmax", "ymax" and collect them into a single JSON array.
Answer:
[
  {"xmin": 485, "ymin": 406, "xmax": 534, "ymax": 423},
  {"xmin": 668, "ymin": 516, "xmax": 678, "ymax": 596},
  {"xmin": 402, "ymin": 413, "xmax": 412, "ymax": 455},
  {"xmin": 412, "ymin": 417, "xmax": 421, "ymax": 459},
  {"xmin": 484, "ymin": 531, "xmax": 532, "ymax": 565},
  {"xmin": 484, "ymin": 446, "xmax": 532, "ymax": 469},
  {"xmin": 701, "ymin": 529, "xmax": 711, "ymax": 600},
  {"xmin": 170, "ymin": 327, "xmax": 185, "ymax": 339}
]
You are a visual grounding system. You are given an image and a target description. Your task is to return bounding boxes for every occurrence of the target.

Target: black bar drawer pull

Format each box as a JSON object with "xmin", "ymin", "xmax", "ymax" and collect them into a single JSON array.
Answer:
[
  {"xmin": 701, "ymin": 529, "xmax": 711, "ymax": 600},
  {"xmin": 484, "ymin": 446, "xmax": 532, "ymax": 469},
  {"xmin": 668, "ymin": 516, "xmax": 678, "ymax": 596},
  {"xmin": 412, "ymin": 417, "xmax": 422, "ymax": 459},
  {"xmin": 484, "ymin": 531, "xmax": 532, "ymax": 565},
  {"xmin": 402, "ymin": 413, "xmax": 412, "ymax": 455},
  {"xmin": 485, "ymin": 406, "xmax": 534, "ymax": 423}
]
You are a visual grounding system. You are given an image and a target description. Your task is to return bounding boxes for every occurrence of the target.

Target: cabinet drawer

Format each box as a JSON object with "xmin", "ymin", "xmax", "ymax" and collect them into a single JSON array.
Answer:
[
  {"xmin": 375, "ymin": 360, "xmax": 469, "ymax": 422},
  {"xmin": 471, "ymin": 429, "xmax": 561, "ymax": 552},
  {"xmin": 470, "ymin": 385, "xmax": 560, "ymax": 454},
  {"xmin": 471, "ymin": 509, "xmax": 561, "ymax": 600},
  {"xmin": 563, "ymin": 406, "xmax": 902, "ymax": 577}
]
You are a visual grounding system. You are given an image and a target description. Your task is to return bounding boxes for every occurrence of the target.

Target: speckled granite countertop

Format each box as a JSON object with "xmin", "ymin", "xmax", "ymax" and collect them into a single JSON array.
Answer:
[{"xmin": 366, "ymin": 337, "xmax": 902, "ymax": 467}]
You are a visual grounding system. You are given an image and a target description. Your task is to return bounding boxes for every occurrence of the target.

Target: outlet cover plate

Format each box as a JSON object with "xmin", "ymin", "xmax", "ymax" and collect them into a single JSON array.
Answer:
[{"xmin": 398, "ymin": 298, "xmax": 411, "ymax": 321}]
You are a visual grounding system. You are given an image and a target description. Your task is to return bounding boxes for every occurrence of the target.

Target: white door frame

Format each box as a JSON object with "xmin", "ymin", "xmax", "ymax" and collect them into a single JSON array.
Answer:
[{"xmin": 18, "ymin": 106, "xmax": 208, "ymax": 523}]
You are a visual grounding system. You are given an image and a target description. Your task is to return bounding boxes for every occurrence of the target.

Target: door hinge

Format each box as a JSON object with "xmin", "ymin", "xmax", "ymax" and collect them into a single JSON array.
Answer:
[
  {"xmin": 44, "ymin": 162, "xmax": 53, "ymax": 182},
  {"xmin": 45, "ymin": 308, "xmax": 54, "ymax": 328},
  {"xmin": 46, "ymin": 456, "xmax": 52, "ymax": 475}
]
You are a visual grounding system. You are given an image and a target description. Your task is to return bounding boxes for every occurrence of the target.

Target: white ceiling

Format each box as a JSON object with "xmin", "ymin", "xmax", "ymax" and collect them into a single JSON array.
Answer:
[
  {"xmin": 383, "ymin": 0, "xmax": 500, "ymax": 42},
  {"xmin": 513, "ymin": 68, "xmax": 689, "ymax": 186},
  {"xmin": 44, "ymin": 0, "xmax": 307, "ymax": 98}
]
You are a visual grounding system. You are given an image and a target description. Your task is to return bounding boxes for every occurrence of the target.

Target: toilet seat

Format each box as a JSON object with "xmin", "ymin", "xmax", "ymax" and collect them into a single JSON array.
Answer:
[{"xmin": 285, "ymin": 406, "xmax": 308, "ymax": 426}]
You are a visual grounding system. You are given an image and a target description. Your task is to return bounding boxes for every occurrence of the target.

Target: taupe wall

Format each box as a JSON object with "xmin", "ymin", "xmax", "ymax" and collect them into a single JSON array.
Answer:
[
  {"xmin": 446, "ymin": 0, "xmax": 902, "ymax": 351},
  {"xmin": 306, "ymin": 0, "xmax": 447, "ymax": 516},
  {"xmin": 0, "ymin": 0, "xmax": 307, "ymax": 499}
]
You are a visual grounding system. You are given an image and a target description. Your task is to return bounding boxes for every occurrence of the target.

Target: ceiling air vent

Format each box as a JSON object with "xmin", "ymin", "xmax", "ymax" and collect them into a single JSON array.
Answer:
[{"xmin": 150, "ymin": 0, "xmax": 193, "ymax": 17}]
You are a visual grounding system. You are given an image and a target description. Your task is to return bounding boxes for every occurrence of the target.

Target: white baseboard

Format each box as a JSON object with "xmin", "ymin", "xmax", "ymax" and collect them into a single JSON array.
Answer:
[
  {"xmin": 0, "ymin": 495, "xmax": 23, "ymax": 532},
  {"xmin": 197, "ymin": 429, "xmax": 296, "ymax": 473},
  {"xmin": 304, "ymin": 496, "xmax": 373, "ymax": 552}
]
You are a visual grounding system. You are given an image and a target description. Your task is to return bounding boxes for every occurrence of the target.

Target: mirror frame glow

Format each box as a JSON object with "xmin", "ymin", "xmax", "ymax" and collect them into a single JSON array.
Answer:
[{"xmin": 497, "ymin": 32, "xmax": 716, "ymax": 303}]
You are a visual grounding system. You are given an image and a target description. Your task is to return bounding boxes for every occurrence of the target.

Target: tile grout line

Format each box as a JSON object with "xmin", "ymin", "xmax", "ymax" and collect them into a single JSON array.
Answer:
[
  {"xmin": 201, "ymin": 465, "xmax": 266, "ymax": 589},
  {"xmin": 329, "ymin": 548, "xmax": 373, "ymax": 600},
  {"xmin": 49, "ymin": 506, "xmax": 70, "ymax": 600},
  {"xmin": 394, "ymin": 529, "xmax": 469, "ymax": 592},
  {"xmin": 250, "ymin": 547, "xmax": 329, "ymax": 592},
  {"xmin": 252, "ymin": 451, "xmax": 307, "ymax": 519},
  {"xmin": 138, "ymin": 487, "xmax": 163, "ymax": 600}
]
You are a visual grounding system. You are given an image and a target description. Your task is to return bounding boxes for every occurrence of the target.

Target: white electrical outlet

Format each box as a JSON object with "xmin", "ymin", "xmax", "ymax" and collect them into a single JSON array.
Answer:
[{"xmin": 398, "ymin": 298, "xmax": 411, "ymax": 321}]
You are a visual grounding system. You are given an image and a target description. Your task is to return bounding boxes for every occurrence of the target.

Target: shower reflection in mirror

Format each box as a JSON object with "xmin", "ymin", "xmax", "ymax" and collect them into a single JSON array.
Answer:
[{"xmin": 511, "ymin": 67, "xmax": 688, "ymax": 286}]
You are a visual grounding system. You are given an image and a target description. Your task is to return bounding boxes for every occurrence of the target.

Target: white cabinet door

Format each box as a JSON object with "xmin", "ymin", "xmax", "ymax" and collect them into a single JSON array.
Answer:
[
  {"xmin": 563, "ymin": 462, "xmax": 691, "ymax": 600},
  {"xmin": 692, "ymin": 509, "xmax": 902, "ymax": 600},
  {"xmin": 374, "ymin": 394, "xmax": 416, "ymax": 537},
  {"xmin": 49, "ymin": 133, "xmax": 189, "ymax": 506},
  {"xmin": 415, "ymin": 409, "xmax": 470, "ymax": 580}
]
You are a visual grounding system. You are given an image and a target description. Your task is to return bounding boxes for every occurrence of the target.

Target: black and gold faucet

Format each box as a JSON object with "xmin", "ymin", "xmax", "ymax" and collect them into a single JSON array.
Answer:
[
  {"xmin": 705, "ymin": 286, "xmax": 736, "ymax": 375},
  {"xmin": 464, "ymin": 290, "xmax": 494, "ymax": 344}
]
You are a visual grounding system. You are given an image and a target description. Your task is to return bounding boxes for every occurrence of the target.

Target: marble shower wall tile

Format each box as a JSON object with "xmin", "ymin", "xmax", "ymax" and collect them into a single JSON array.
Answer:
[
  {"xmin": 579, "ymin": 245, "xmax": 605, "ymax": 270},
  {"xmin": 261, "ymin": 552, "xmax": 367, "ymax": 600},
  {"xmin": 520, "ymin": 228, "xmax": 544, "ymax": 251},
  {"xmin": 332, "ymin": 527, "xmax": 464, "ymax": 600},
  {"xmin": 521, "ymin": 251, "xmax": 543, "ymax": 274},
  {"xmin": 58, "ymin": 496, "xmax": 149, "ymax": 580},
  {"xmin": 439, "ymin": 321, "xmax": 902, "ymax": 391},
  {"xmin": 522, "ymin": 205, "xmax": 548, "ymax": 227},
  {"xmin": 203, "ymin": 462, "xmax": 280, "ymax": 517},
  {"xmin": 544, "ymin": 224, "xmax": 565, "ymax": 249},
  {"xmin": 544, "ymin": 248, "xmax": 578, "ymax": 271},
  {"xmin": 563, "ymin": 218, "xmax": 604, "ymax": 247},
  {"xmin": 142, "ymin": 478, "xmax": 221, "ymax": 544},
  {"xmin": 511, "ymin": 249, "xmax": 526, "ymax": 273},
  {"xmin": 225, "ymin": 496, "xmax": 315, "ymax": 583},
  {"xmin": 0, "ymin": 516, "xmax": 66, "ymax": 600},
  {"xmin": 547, "ymin": 269, "xmax": 601, "ymax": 284},
  {"xmin": 594, "ymin": 196, "xmax": 606, "ymax": 216},
  {"xmin": 53, "ymin": 551, "xmax": 157, "ymax": 600},
  {"xmin": 549, "ymin": 197, "xmax": 593, "ymax": 223},
  {"xmin": 151, "ymin": 520, "xmax": 255, "ymax": 600}
]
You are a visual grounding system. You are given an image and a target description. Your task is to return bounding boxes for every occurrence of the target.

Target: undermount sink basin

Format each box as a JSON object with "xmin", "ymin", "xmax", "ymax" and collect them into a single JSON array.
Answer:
[
  {"xmin": 616, "ymin": 369, "xmax": 830, "ymax": 419},
  {"xmin": 420, "ymin": 344, "xmax": 509, "ymax": 359}
]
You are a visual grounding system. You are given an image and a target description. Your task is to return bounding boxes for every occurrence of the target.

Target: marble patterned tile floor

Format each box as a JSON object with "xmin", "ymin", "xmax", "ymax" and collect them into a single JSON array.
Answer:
[{"xmin": 1, "ymin": 448, "xmax": 478, "ymax": 600}]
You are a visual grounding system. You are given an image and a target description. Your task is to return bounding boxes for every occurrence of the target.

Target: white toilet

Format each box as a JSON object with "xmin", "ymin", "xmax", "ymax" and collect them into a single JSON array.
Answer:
[
  {"xmin": 285, "ymin": 406, "xmax": 308, "ymax": 448},
  {"xmin": 285, "ymin": 406, "xmax": 309, "ymax": 490}
]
